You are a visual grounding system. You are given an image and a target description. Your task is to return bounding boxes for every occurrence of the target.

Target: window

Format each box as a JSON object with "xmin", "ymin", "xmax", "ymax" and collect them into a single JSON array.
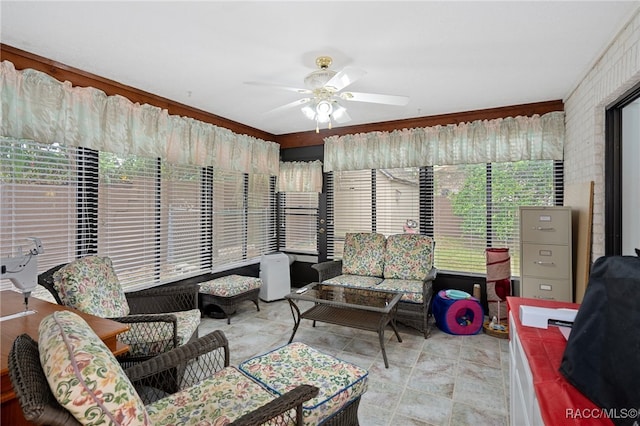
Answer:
[
  {"xmin": 0, "ymin": 138, "xmax": 90, "ymax": 294},
  {"xmin": 161, "ymin": 161, "xmax": 212, "ymax": 280},
  {"xmin": 327, "ymin": 169, "xmax": 373, "ymax": 258},
  {"xmin": 327, "ymin": 168, "xmax": 420, "ymax": 258},
  {"xmin": 98, "ymin": 152, "xmax": 160, "ymax": 289},
  {"xmin": 376, "ymin": 168, "xmax": 420, "ymax": 236},
  {"xmin": 605, "ymin": 83, "xmax": 640, "ymax": 255},
  {"xmin": 327, "ymin": 161, "xmax": 562, "ymax": 276},
  {"xmin": 278, "ymin": 192, "xmax": 319, "ymax": 254},
  {"xmin": 211, "ymin": 171, "xmax": 276, "ymax": 271},
  {"xmin": 247, "ymin": 174, "xmax": 277, "ymax": 259},
  {"xmin": 1, "ymin": 138, "xmax": 277, "ymax": 293},
  {"xmin": 98, "ymin": 153, "xmax": 212, "ymax": 290}
]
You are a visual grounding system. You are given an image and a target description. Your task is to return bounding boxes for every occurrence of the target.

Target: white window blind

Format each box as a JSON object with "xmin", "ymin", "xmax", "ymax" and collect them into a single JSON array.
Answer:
[
  {"xmin": 160, "ymin": 161, "xmax": 211, "ymax": 281},
  {"xmin": 433, "ymin": 163, "xmax": 488, "ymax": 274},
  {"xmin": 327, "ymin": 161, "xmax": 562, "ymax": 275},
  {"xmin": 211, "ymin": 171, "xmax": 276, "ymax": 270},
  {"xmin": 0, "ymin": 138, "xmax": 89, "ymax": 296},
  {"xmin": 432, "ymin": 160, "xmax": 561, "ymax": 275},
  {"xmin": 327, "ymin": 169, "xmax": 373, "ymax": 258},
  {"xmin": 212, "ymin": 170, "xmax": 245, "ymax": 270},
  {"xmin": 98, "ymin": 152, "xmax": 161, "ymax": 290},
  {"xmin": 376, "ymin": 168, "xmax": 420, "ymax": 236},
  {"xmin": 98, "ymin": 153, "xmax": 211, "ymax": 290},
  {"xmin": 247, "ymin": 174, "xmax": 277, "ymax": 259},
  {"xmin": 279, "ymin": 192, "xmax": 319, "ymax": 255}
]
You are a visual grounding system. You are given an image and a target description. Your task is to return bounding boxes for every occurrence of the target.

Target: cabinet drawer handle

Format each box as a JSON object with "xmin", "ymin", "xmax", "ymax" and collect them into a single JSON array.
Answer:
[
  {"xmin": 533, "ymin": 261, "xmax": 555, "ymax": 266},
  {"xmin": 532, "ymin": 226, "xmax": 555, "ymax": 231}
]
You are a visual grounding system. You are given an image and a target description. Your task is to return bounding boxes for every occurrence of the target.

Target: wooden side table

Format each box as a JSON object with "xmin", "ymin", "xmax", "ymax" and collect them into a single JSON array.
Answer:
[{"xmin": 1, "ymin": 290, "xmax": 130, "ymax": 425}]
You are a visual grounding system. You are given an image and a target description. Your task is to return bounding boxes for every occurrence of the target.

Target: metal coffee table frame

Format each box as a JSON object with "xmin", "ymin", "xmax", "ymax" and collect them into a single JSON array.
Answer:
[{"xmin": 285, "ymin": 283, "xmax": 403, "ymax": 368}]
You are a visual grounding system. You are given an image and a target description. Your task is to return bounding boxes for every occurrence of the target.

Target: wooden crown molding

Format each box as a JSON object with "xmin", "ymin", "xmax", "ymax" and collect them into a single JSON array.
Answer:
[{"xmin": 1, "ymin": 44, "xmax": 564, "ymax": 150}]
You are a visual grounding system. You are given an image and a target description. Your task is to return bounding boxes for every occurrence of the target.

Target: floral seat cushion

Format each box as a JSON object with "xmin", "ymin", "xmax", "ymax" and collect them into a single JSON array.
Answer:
[
  {"xmin": 117, "ymin": 308, "xmax": 201, "ymax": 357},
  {"xmin": 147, "ymin": 366, "xmax": 282, "ymax": 426},
  {"xmin": 342, "ymin": 232, "xmax": 387, "ymax": 277},
  {"xmin": 199, "ymin": 275, "xmax": 262, "ymax": 297},
  {"xmin": 377, "ymin": 278, "xmax": 427, "ymax": 304},
  {"xmin": 238, "ymin": 342, "xmax": 369, "ymax": 425},
  {"xmin": 38, "ymin": 311, "xmax": 150, "ymax": 425},
  {"xmin": 53, "ymin": 255, "xmax": 129, "ymax": 317},
  {"xmin": 383, "ymin": 234, "xmax": 434, "ymax": 280},
  {"xmin": 323, "ymin": 274, "xmax": 384, "ymax": 288}
]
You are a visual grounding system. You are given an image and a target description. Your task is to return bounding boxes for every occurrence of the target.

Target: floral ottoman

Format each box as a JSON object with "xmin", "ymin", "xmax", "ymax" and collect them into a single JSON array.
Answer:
[
  {"xmin": 199, "ymin": 274, "xmax": 262, "ymax": 324},
  {"xmin": 238, "ymin": 342, "xmax": 369, "ymax": 425}
]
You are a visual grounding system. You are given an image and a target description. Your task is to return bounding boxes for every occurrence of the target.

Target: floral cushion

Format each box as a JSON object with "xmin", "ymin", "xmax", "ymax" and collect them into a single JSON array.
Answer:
[
  {"xmin": 323, "ymin": 274, "xmax": 384, "ymax": 288},
  {"xmin": 53, "ymin": 256, "xmax": 129, "ymax": 318},
  {"xmin": 147, "ymin": 366, "xmax": 282, "ymax": 425},
  {"xmin": 39, "ymin": 311, "xmax": 150, "ymax": 425},
  {"xmin": 342, "ymin": 233, "xmax": 387, "ymax": 277},
  {"xmin": 383, "ymin": 234, "xmax": 434, "ymax": 280},
  {"xmin": 377, "ymin": 278, "xmax": 426, "ymax": 304},
  {"xmin": 199, "ymin": 275, "xmax": 262, "ymax": 297},
  {"xmin": 238, "ymin": 342, "xmax": 368, "ymax": 426},
  {"xmin": 117, "ymin": 309, "xmax": 201, "ymax": 357}
]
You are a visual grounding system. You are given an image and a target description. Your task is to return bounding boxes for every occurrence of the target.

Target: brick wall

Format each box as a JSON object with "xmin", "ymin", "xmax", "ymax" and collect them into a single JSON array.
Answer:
[{"xmin": 564, "ymin": 8, "xmax": 640, "ymax": 260}]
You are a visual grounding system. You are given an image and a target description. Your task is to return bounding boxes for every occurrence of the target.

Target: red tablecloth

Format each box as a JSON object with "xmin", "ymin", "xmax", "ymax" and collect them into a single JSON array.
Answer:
[{"xmin": 507, "ymin": 297, "xmax": 613, "ymax": 426}]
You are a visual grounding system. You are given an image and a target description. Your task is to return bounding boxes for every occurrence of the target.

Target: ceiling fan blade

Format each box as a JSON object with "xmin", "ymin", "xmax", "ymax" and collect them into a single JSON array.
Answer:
[
  {"xmin": 266, "ymin": 97, "xmax": 312, "ymax": 115},
  {"xmin": 324, "ymin": 66, "xmax": 366, "ymax": 92},
  {"xmin": 339, "ymin": 91, "xmax": 409, "ymax": 106},
  {"xmin": 245, "ymin": 81, "xmax": 312, "ymax": 95}
]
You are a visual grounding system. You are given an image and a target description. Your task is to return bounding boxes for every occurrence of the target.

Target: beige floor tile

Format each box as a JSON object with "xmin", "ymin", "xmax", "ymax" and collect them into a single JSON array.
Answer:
[{"xmin": 198, "ymin": 298, "xmax": 510, "ymax": 425}]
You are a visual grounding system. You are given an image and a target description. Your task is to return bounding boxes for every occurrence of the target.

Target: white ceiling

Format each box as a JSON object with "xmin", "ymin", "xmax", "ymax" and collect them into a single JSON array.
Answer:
[{"xmin": 2, "ymin": 1, "xmax": 638, "ymax": 136}]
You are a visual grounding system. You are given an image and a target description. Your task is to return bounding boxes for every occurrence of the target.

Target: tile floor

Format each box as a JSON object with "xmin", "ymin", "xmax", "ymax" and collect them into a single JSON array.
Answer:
[{"xmin": 198, "ymin": 298, "xmax": 510, "ymax": 426}]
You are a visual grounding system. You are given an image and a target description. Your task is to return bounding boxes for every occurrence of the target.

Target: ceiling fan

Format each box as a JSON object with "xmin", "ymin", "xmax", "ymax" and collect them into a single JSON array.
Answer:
[{"xmin": 246, "ymin": 56, "xmax": 410, "ymax": 133}]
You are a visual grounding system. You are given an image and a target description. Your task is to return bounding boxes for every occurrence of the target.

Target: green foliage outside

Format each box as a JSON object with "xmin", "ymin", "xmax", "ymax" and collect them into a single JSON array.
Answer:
[
  {"xmin": 0, "ymin": 138, "xmax": 69, "ymax": 184},
  {"xmin": 449, "ymin": 161, "xmax": 555, "ymax": 246},
  {"xmin": 444, "ymin": 161, "xmax": 555, "ymax": 273}
]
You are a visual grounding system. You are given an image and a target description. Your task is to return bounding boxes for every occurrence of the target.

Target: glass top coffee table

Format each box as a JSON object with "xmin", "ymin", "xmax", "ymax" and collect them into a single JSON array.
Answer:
[{"xmin": 285, "ymin": 283, "xmax": 403, "ymax": 368}]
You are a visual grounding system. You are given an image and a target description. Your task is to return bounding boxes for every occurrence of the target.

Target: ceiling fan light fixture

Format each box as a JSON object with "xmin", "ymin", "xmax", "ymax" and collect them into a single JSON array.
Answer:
[
  {"xmin": 316, "ymin": 100, "xmax": 333, "ymax": 117},
  {"xmin": 332, "ymin": 102, "xmax": 346, "ymax": 120},
  {"xmin": 301, "ymin": 104, "xmax": 316, "ymax": 120}
]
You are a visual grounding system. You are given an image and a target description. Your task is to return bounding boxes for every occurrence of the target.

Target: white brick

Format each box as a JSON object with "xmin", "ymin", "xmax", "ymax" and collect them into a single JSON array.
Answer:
[{"xmin": 565, "ymin": 9, "xmax": 640, "ymax": 260}]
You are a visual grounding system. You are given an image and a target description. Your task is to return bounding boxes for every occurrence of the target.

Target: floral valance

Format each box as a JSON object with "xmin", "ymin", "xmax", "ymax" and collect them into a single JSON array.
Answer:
[
  {"xmin": 0, "ymin": 61, "xmax": 279, "ymax": 175},
  {"xmin": 323, "ymin": 111, "xmax": 565, "ymax": 172},
  {"xmin": 278, "ymin": 160, "xmax": 323, "ymax": 192}
]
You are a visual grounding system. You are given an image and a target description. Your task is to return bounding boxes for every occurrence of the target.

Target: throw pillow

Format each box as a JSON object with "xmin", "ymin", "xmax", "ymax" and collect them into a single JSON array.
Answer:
[
  {"xmin": 342, "ymin": 232, "xmax": 387, "ymax": 277},
  {"xmin": 53, "ymin": 256, "xmax": 129, "ymax": 317},
  {"xmin": 39, "ymin": 311, "xmax": 150, "ymax": 425},
  {"xmin": 384, "ymin": 233, "xmax": 434, "ymax": 280}
]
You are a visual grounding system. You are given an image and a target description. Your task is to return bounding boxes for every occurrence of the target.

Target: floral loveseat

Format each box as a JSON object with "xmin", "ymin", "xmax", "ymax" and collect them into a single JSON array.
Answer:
[{"xmin": 313, "ymin": 232, "xmax": 436, "ymax": 338}]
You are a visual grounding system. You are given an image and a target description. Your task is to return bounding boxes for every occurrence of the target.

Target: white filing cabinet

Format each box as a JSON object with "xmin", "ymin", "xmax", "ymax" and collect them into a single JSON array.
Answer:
[
  {"xmin": 519, "ymin": 206, "xmax": 572, "ymax": 302},
  {"xmin": 259, "ymin": 252, "xmax": 291, "ymax": 301}
]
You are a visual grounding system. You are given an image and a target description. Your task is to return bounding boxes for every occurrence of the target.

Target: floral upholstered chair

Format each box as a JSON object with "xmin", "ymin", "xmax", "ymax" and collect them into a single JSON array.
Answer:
[
  {"xmin": 8, "ymin": 311, "xmax": 318, "ymax": 426},
  {"xmin": 42, "ymin": 255, "xmax": 201, "ymax": 365}
]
